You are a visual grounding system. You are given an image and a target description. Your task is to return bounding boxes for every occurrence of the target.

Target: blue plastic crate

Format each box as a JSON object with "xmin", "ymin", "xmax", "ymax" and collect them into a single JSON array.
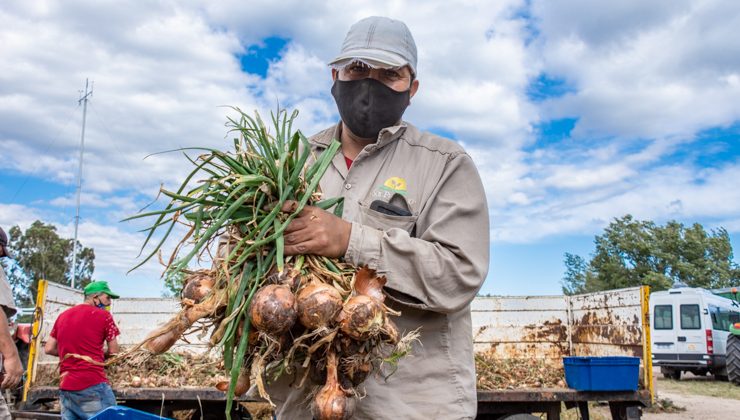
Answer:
[
  {"xmin": 563, "ymin": 356, "xmax": 640, "ymax": 391},
  {"xmin": 90, "ymin": 406, "xmax": 172, "ymax": 420}
]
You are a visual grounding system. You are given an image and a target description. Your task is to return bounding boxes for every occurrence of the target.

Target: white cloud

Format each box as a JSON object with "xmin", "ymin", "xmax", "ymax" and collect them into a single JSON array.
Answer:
[
  {"xmin": 2, "ymin": 0, "xmax": 740, "ymax": 296},
  {"xmin": 533, "ymin": 0, "xmax": 740, "ymax": 140}
]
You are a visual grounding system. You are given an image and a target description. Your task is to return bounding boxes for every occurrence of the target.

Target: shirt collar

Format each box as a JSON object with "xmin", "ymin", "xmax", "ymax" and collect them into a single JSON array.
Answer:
[{"xmin": 309, "ymin": 121, "xmax": 408, "ymax": 152}]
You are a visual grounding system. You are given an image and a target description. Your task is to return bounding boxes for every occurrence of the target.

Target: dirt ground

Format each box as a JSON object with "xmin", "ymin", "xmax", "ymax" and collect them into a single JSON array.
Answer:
[
  {"xmin": 642, "ymin": 390, "xmax": 738, "ymax": 420},
  {"xmin": 642, "ymin": 369, "xmax": 740, "ymax": 420},
  {"xmin": 560, "ymin": 369, "xmax": 740, "ymax": 420}
]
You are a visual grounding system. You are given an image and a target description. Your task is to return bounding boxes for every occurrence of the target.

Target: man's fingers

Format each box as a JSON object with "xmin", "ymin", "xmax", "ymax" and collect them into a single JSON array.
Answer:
[
  {"xmin": 284, "ymin": 217, "xmax": 308, "ymax": 234},
  {"xmin": 0, "ymin": 375, "xmax": 14, "ymax": 389},
  {"xmin": 279, "ymin": 200, "xmax": 299, "ymax": 213},
  {"xmin": 284, "ymin": 229, "xmax": 314, "ymax": 246},
  {"xmin": 9, "ymin": 374, "xmax": 21, "ymax": 388},
  {"xmin": 284, "ymin": 238, "xmax": 321, "ymax": 256}
]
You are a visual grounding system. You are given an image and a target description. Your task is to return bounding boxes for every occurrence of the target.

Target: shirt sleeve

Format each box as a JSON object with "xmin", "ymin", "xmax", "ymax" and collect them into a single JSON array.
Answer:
[
  {"xmin": 50, "ymin": 321, "xmax": 58, "ymax": 339},
  {"xmin": 0, "ymin": 268, "xmax": 17, "ymax": 318},
  {"xmin": 344, "ymin": 153, "xmax": 490, "ymax": 314},
  {"xmin": 103, "ymin": 313, "xmax": 120, "ymax": 342}
]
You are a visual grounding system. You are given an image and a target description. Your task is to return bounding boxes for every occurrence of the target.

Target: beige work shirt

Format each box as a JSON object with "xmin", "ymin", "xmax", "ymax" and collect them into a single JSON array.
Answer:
[
  {"xmin": 0, "ymin": 265, "xmax": 17, "ymax": 318},
  {"xmin": 271, "ymin": 122, "xmax": 490, "ymax": 419}
]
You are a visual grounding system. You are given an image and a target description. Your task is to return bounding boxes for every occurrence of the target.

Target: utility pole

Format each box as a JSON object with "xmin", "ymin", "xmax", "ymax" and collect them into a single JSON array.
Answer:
[{"xmin": 72, "ymin": 79, "xmax": 93, "ymax": 289}]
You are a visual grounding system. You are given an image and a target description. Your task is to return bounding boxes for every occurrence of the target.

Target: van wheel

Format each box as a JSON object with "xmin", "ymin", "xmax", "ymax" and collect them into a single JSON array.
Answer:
[
  {"xmin": 661, "ymin": 368, "xmax": 681, "ymax": 380},
  {"xmin": 728, "ymin": 334, "xmax": 740, "ymax": 385}
]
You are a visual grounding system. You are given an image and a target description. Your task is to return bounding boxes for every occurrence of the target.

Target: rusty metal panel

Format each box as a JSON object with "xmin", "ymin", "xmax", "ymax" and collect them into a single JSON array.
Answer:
[
  {"xmin": 473, "ymin": 311, "xmax": 568, "ymax": 329},
  {"xmin": 473, "ymin": 296, "xmax": 570, "ymax": 360},
  {"xmin": 472, "ymin": 288, "xmax": 645, "ymax": 361},
  {"xmin": 571, "ymin": 307, "xmax": 642, "ymax": 326},
  {"xmin": 570, "ymin": 343, "xmax": 643, "ymax": 358},
  {"xmin": 472, "ymin": 296, "xmax": 567, "ymax": 312},
  {"xmin": 570, "ymin": 325, "xmax": 642, "ymax": 346},
  {"xmin": 568, "ymin": 287, "xmax": 642, "ymax": 310},
  {"xmin": 569, "ymin": 287, "xmax": 644, "ymax": 357},
  {"xmin": 473, "ymin": 342, "xmax": 568, "ymax": 359},
  {"xmin": 475, "ymin": 324, "xmax": 568, "ymax": 343}
]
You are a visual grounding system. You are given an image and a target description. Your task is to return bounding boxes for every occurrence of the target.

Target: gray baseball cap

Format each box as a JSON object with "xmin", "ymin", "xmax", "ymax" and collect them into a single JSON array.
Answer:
[{"xmin": 329, "ymin": 16, "xmax": 418, "ymax": 76}]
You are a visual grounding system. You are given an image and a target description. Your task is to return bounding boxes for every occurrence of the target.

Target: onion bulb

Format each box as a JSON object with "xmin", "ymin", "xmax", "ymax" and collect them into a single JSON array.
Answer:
[
  {"xmin": 181, "ymin": 271, "xmax": 215, "ymax": 303},
  {"xmin": 143, "ymin": 316, "xmax": 189, "ymax": 354},
  {"xmin": 311, "ymin": 350, "xmax": 355, "ymax": 420},
  {"xmin": 185, "ymin": 303, "xmax": 215, "ymax": 324},
  {"xmin": 215, "ymin": 370, "xmax": 250, "ymax": 396},
  {"xmin": 249, "ymin": 284, "xmax": 297, "ymax": 335},
  {"xmin": 340, "ymin": 359, "xmax": 372, "ymax": 387},
  {"xmin": 337, "ymin": 295, "xmax": 385, "ymax": 340},
  {"xmin": 297, "ymin": 280, "xmax": 343, "ymax": 329}
]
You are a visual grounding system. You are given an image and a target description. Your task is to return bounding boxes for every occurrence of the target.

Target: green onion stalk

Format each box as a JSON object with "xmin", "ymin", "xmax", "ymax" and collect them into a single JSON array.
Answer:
[{"xmin": 123, "ymin": 108, "xmax": 418, "ymax": 420}]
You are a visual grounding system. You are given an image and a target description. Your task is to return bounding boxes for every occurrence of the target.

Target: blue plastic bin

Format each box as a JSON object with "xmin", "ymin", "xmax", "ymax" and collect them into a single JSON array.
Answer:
[
  {"xmin": 563, "ymin": 356, "xmax": 640, "ymax": 391},
  {"xmin": 89, "ymin": 406, "xmax": 172, "ymax": 420}
]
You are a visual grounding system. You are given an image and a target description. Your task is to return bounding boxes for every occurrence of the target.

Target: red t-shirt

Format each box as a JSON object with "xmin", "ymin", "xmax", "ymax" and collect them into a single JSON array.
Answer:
[{"xmin": 50, "ymin": 304, "xmax": 120, "ymax": 391}]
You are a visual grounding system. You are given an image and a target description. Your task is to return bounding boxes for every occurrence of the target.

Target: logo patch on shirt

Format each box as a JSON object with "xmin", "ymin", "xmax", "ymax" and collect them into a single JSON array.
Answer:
[{"xmin": 380, "ymin": 177, "xmax": 407, "ymax": 195}]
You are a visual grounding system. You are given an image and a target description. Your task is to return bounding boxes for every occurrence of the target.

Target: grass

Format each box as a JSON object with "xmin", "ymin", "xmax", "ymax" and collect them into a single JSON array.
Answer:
[
  {"xmin": 655, "ymin": 374, "xmax": 740, "ymax": 400},
  {"xmin": 559, "ymin": 402, "xmax": 611, "ymax": 420},
  {"xmin": 644, "ymin": 397, "xmax": 686, "ymax": 413}
]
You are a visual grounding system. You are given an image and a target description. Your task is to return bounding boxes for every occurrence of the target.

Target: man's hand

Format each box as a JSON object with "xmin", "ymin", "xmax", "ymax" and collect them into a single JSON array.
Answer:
[
  {"xmin": 281, "ymin": 200, "xmax": 351, "ymax": 258},
  {"xmin": 44, "ymin": 337, "xmax": 59, "ymax": 356},
  {"xmin": 1, "ymin": 353, "xmax": 23, "ymax": 389},
  {"xmin": 0, "ymin": 309, "xmax": 24, "ymax": 388}
]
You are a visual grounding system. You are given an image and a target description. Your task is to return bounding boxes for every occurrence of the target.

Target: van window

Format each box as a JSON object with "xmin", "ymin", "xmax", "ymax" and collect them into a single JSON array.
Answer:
[
  {"xmin": 709, "ymin": 304, "xmax": 740, "ymax": 331},
  {"xmin": 654, "ymin": 305, "xmax": 673, "ymax": 330},
  {"xmin": 680, "ymin": 304, "xmax": 701, "ymax": 329}
]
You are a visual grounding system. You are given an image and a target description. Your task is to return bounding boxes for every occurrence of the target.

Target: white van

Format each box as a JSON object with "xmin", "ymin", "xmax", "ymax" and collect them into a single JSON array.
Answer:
[{"xmin": 650, "ymin": 286, "xmax": 740, "ymax": 379}]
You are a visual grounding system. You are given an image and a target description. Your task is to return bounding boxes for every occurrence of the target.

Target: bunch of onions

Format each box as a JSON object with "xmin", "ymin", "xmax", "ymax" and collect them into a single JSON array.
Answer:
[{"xmin": 127, "ymin": 108, "xmax": 416, "ymax": 419}]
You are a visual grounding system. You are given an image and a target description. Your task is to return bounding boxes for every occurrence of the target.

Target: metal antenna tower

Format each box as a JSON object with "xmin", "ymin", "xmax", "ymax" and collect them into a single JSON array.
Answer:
[{"xmin": 71, "ymin": 79, "xmax": 93, "ymax": 289}]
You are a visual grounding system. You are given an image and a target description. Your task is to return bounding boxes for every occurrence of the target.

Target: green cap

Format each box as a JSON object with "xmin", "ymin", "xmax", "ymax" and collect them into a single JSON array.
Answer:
[{"xmin": 84, "ymin": 281, "xmax": 120, "ymax": 299}]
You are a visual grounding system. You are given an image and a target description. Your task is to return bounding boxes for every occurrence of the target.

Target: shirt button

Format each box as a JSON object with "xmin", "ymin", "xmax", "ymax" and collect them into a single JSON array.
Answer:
[{"xmin": 344, "ymin": 183, "xmax": 352, "ymax": 190}]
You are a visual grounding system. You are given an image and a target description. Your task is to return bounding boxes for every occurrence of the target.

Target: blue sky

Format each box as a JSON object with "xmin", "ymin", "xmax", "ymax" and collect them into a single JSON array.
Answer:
[{"xmin": 2, "ymin": 0, "xmax": 740, "ymax": 300}]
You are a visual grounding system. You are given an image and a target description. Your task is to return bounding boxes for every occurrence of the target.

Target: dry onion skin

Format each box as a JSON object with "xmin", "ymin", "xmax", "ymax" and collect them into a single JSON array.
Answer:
[
  {"xmin": 216, "ymin": 370, "xmax": 250, "ymax": 396},
  {"xmin": 353, "ymin": 267, "xmax": 387, "ymax": 303}
]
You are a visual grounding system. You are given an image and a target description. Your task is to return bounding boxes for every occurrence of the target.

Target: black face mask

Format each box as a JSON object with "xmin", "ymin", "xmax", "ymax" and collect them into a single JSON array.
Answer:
[{"xmin": 331, "ymin": 78, "xmax": 411, "ymax": 139}]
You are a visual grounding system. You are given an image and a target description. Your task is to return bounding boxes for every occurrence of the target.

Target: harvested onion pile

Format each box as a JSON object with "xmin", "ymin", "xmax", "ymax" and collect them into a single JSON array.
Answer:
[
  {"xmin": 475, "ymin": 353, "xmax": 566, "ymax": 390},
  {"xmin": 125, "ymin": 109, "xmax": 417, "ymax": 420}
]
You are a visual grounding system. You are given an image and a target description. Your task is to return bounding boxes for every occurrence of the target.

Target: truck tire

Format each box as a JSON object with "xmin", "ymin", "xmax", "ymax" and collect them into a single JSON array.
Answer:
[
  {"xmin": 661, "ymin": 367, "xmax": 680, "ymax": 380},
  {"xmin": 728, "ymin": 333, "xmax": 740, "ymax": 385}
]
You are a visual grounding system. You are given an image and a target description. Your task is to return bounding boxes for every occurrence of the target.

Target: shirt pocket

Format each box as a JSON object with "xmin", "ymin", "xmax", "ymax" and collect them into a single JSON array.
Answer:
[{"xmin": 357, "ymin": 200, "xmax": 418, "ymax": 236}]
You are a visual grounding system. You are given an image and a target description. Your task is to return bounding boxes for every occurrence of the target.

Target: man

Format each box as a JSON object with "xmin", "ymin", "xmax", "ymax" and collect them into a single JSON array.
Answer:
[
  {"xmin": 44, "ymin": 281, "xmax": 121, "ymax": 420},
  {"xmin": 274, "ymin": 16, "xmax": 490, "ymax": 419},
  {"xmin": 0, "ymin": 227, "xmax": 23, "ymax": 420}
]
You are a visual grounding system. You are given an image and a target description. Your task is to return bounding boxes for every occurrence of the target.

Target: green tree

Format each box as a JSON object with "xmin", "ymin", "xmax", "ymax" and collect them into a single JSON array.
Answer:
[
  {"xmin": 162, "ymin": 263, "xmax": 186, "ymax": 297},
  {"xmin": 562, "ymin": 215, "xmax": 740, "ymax": 294},
  {"xmin": 2, "ymin": 220, "xmax": 95, "ymax": 306}
]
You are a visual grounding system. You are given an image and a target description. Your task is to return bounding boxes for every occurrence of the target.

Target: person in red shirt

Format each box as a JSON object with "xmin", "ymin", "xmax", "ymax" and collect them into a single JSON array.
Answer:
[{"xmin": 44, "ymin": 281, "xmax": 121, "ymax": 420}]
